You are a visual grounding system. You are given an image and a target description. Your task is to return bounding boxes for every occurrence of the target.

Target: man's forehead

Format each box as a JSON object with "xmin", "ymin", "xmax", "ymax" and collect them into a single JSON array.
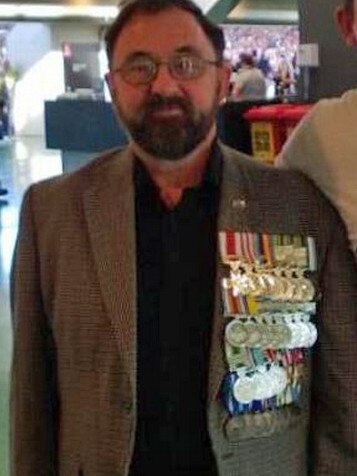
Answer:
[{"xmin": 112, "ymin": 7, "xmax": 215, "ymax": 59}]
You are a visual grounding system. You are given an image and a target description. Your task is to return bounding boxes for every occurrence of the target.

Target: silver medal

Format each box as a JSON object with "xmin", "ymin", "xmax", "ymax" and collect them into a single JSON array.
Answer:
[
  {"xmin": 233, "ymin": 375, "xmax": 257, "ymax": 404},
  {"xmin": 225, "ymin": 320, "xmax": 248, "ymax": 347}
]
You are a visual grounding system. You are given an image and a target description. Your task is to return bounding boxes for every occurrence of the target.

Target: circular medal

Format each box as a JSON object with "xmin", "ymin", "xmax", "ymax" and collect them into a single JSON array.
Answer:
[
  {"xmin": 265, "ymin": 324, "xmax": 280, "ymax": 349},
  {"xmin": 306, "ymin": 321, "xmax": 318, "ymax": 347},
  {"xmin": 225, "ymin": 320, "xmax": 248, "ymax": 347},
  {"xmin": 293, "ymin": 270, "xmax": 315, "ymax": 302},
  {"xmin": 260, "ymin": 272, "xmax": 276, "ymax": 297},
  {"xmin": 240, "ymin": 274, "xmax": 254, "ymax": 296},
  {"xmin": 299, "ymin": 277, "xmax": 315, "ymax": 302},
  {"xmin": 257, "ymin": 371, "xmax": 276, "ymax": 399},
  {"xmin": 281, "ymin": 276, "xmax": 296, "ymax": 301},
  {"xmin": 257, "ymin": 323, "xmax": 271, "ymax": 348},
  {"xmin": 252, "ymin": 372, "xmax": 268, "ymax": 400},
  {"xmin": 269, "ymin": 365, "xmax": 288, "ymax": 395},
  {"xmin": 248, "ymin": 272, "xmax": 263, "ymax": 297},
  {"xmin": 291, "ymin": 278, "xmax": 303, "ymax": 302},
  {"xmin": 273, "ymin": 322, "xmax": 292, "ymax": 348},
  {"xmin": 233, "ymin": 375, "xmax": 257, "ymax": 404},
  {"xmin": 296, "ymin": 321, "xmax": 311, "ymax": 347},
  {"xmin": 244, "ymin": 323, "xmax": 262, "ymax": 347},
  {"xmin": 225, "ymin": 342, "xmax": 246, "ymax": 370},
  {"xmin": 257, "ymin": 272, "xmax": 270, "ymax": 295},
  {"xmin": 270, "ymin": 275, "xmax": 287, "ymax": 301},
  {"xmin": 286, "ymin": 322, "xmax": 301, "ymax": 348}
]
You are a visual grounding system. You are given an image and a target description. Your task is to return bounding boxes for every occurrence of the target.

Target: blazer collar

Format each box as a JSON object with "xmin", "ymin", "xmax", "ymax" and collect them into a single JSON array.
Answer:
[{"xmin": 82, "ymin": 148, "xmax": 137, "ymax": 392}]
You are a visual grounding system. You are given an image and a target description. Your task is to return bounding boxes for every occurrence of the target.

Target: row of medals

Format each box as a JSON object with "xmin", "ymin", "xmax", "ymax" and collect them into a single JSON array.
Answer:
[
  {"xmin": 222, "ymin": 260, "xmax": 315, "ymax": 302},
  {"xmin": 224, "ymin": 315, "xmax": 316, "ymax": 406},
  {"xmin": 222, "ymin": 259, "xmax": 316, "ymax": 408}
]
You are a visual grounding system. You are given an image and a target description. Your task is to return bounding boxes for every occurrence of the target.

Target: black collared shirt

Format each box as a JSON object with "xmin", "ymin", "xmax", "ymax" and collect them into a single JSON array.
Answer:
[{"xmin": 130, "ymin": 145, "xmax": 222, "ymax": 475}]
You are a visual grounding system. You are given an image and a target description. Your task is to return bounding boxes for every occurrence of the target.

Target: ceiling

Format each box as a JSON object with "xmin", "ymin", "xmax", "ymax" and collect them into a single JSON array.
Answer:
[
  {"xmin": 225, "ymin": 0, "xmax": 298, "ymax": 24},
  {"xmin": 0, "ymin": 0, "xmax": 298, "ymax": 23}
]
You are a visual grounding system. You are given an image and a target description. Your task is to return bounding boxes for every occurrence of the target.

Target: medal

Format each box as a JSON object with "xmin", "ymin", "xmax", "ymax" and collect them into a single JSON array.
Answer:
[
  {"xmin": 244, "ymin": 322, "xmax": 262, "ymax": 347},
  {"xmin": 220, "ymin": 232, "xmax": 318, "ymax": 416},
  {"xmin": 269, "ymin": 365, "xmax": 288, "ymax": 395},
  {"xmin": 272, "ymin": 322, "xmax": 292, "ymax": 348},
  {"xmin": 306, "ymin": 321, "xmax": 318, "ymax": 347},
  {"xmin": 225, "ymin": 320, "xmax": 248, "ymax": 347},
  {"xmin": 254, "ymin": 372, "xmax": 273, "ymax": 400},
  {"xmin": 233, "ymin": 375, "xmax": 257, "ymax": 404},
  {"xmin": 225, "ymin": 342, "xmax": 252, "ymax": 370}
]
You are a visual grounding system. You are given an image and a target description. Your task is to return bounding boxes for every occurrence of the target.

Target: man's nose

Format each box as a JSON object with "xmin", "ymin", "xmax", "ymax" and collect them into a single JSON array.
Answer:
[{"xmin": 149, "ymin": 64, "xmax": 183, "ymax": 96}]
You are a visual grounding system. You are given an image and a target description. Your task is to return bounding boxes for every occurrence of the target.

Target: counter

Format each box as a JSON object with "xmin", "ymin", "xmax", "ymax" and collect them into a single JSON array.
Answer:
[{"xmin": 45, "ymin": 99, "xmax": 128, "ymax": 172}]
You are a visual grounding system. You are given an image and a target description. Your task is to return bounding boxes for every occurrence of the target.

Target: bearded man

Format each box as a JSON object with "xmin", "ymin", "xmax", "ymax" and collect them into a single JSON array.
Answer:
[{"xmin": 10, "ymin": 1, "xmax": 357, "ymax": 475}]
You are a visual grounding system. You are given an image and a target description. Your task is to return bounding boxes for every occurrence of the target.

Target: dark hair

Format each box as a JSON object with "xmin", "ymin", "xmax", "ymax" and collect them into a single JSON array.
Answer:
[
  {"xmin": 239, "ymin": 53, "xmax": 254, "ymax": 67},
  {"xmin": 105, "ymin": 0, "xmax": 225, "ymax": 67}
]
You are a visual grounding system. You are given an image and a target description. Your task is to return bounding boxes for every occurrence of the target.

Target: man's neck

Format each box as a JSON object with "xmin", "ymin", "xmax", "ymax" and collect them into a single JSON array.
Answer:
[{"xmin": 130, "ymin": 124, "xmax": 217, "ymax": 191}]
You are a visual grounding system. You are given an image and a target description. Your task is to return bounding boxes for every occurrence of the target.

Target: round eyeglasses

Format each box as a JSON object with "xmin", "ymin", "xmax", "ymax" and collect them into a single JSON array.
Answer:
[{"xmin": 112, "ymin": 52, "xmax": 221, "ymax": 85}]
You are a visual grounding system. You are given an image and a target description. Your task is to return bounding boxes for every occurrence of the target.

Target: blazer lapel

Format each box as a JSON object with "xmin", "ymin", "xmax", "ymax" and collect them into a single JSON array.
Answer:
[
  {"xmin": 208, "ymin": 148, "xmax": 254, "ymax": 405},
  {"xmin": 83, "ymin": 149, "xmax": 137, "ymax": 390}
]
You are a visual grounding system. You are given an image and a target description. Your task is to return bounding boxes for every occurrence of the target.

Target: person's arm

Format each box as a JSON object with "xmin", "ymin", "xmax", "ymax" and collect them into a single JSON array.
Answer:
[
  {"xmin": 275, "ymin": 109, "xmax": 316, "ymax": 168},
  {"xmin": 311, "ymin": 207, "xmax": 357, "ymax": 474},
  {"xmin": 10, "ymin": 186, "xmax": 58, "ymax": 476}
]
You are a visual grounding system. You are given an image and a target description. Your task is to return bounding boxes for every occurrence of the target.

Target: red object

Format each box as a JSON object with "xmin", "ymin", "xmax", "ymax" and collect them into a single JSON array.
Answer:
[
  {"xmin": 282, "ymin": 104, "xmax": 313, "ymax": 138},
  {"xmin": 243, "ymin": 103, "xmax": 313, "ymax": 162}
]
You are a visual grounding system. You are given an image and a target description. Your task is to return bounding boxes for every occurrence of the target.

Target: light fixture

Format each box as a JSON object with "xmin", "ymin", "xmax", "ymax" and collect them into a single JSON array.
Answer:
[{"xmin": 0, "ymin": 3, "xmax": 119, "ymax": 20}]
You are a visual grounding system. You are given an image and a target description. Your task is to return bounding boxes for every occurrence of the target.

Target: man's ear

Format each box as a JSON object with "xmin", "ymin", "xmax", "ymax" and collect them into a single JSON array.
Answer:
[
  {"xmin": 218, "ymin": 60, "xmax": 232, "ymax": 104},
  {"xmin": 335, "ymin": 5, "xmax": 357, "ymax": 46}
]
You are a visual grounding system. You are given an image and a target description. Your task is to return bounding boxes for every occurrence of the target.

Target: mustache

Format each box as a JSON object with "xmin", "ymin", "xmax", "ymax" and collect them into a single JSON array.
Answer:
[{"xmin": 143, "ymin": 94, "xmax": 191, "ymax": 116}]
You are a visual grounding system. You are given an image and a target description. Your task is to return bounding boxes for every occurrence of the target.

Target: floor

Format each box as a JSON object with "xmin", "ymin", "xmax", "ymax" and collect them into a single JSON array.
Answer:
[{"xmin": 0, "ymin": 136, "xmax": 62, "ymax": 476}]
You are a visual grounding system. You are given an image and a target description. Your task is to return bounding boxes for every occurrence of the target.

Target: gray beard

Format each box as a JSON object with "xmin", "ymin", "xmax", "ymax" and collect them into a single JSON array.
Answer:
[
  {"xmin": 128, "ymin": 113, "xmax": 214, "ymax": 160},
  {"xmin": 117, "ymin": 93, "xmax": 219, "ymax": 160}
]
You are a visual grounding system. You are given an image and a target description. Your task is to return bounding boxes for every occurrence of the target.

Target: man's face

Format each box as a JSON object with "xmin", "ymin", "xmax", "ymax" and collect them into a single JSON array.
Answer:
[
  {"xmin": 106, "ymin": 7, "xmax": 230, "ymax": 160},
  {"xmin": 336, "ymin": 1, "xmax": 357, "ymax": 47}
]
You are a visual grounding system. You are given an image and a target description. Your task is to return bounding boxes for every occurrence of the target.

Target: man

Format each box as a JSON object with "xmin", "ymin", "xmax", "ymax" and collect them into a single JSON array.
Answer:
[
  {"xmin": 231, "ymin": 53, "xmax": 267, "ymax": 101},
  {"xmin": 278, "ymin": 0, "xmax": 357, "ymax": 258},
  {"xmin": 274, "ymin": 53, "xmax": 296, "ymax": 98},
  {"xmin": 10, "ymin": 1, "xmax": 357, "ymax": 475}
]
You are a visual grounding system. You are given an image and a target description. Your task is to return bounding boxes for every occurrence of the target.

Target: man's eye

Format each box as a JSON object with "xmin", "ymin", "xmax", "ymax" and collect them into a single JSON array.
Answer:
[
  {"xmin": 177, "ymin": 57, "xmax": 194, "ymax": 70},
  {"xmin": 173, "ymin": 55, "xmax": 201, "ymax": 76},
  {"xmin": 129, "ymin": 62, "xmax": 152, "ymax": 73}
]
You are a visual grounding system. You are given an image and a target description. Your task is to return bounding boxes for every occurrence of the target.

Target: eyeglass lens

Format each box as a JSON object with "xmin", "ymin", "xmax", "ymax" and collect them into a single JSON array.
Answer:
[{"xmin": 119, "ymin": 53, "xmax": 207, "ymax": 85}]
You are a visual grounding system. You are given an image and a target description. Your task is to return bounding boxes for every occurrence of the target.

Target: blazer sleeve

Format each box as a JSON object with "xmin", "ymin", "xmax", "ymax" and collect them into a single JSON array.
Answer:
[
  {"xmin": 311, "ymin": 209, "xmax": 357, "ymax": 475},
  {"xmin": 10, "ymin": 186, "xmax": 58, "ymax": 476}
]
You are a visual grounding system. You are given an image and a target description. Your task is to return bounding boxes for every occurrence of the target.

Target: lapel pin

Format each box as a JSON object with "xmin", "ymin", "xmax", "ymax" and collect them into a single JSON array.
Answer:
[{"xmin": 231, "ymin": 198, "xmax": 247, "ymax": 210}]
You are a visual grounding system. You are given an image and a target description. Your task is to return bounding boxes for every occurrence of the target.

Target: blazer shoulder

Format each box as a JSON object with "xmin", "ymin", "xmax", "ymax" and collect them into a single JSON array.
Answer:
[
  {"xmin": 220, "ymin": 143, "xmax": 317, "ymax": 191},
  {"xmin": 220, "ymin": 143, "xmax": 341, "ymax": 229},
  {"xmin": 21, "ymin": 147, "xmax": 130, "ymax": 226},
  {"xmin": 28, "ymin": 147, "xmax": 126, "ymax": 198}
]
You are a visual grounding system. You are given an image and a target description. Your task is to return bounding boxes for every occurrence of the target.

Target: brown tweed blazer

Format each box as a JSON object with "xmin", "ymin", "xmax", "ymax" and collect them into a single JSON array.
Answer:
[{"xmin": 10, "ymin": 144, "xmax": 357, "ymax": 476}]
